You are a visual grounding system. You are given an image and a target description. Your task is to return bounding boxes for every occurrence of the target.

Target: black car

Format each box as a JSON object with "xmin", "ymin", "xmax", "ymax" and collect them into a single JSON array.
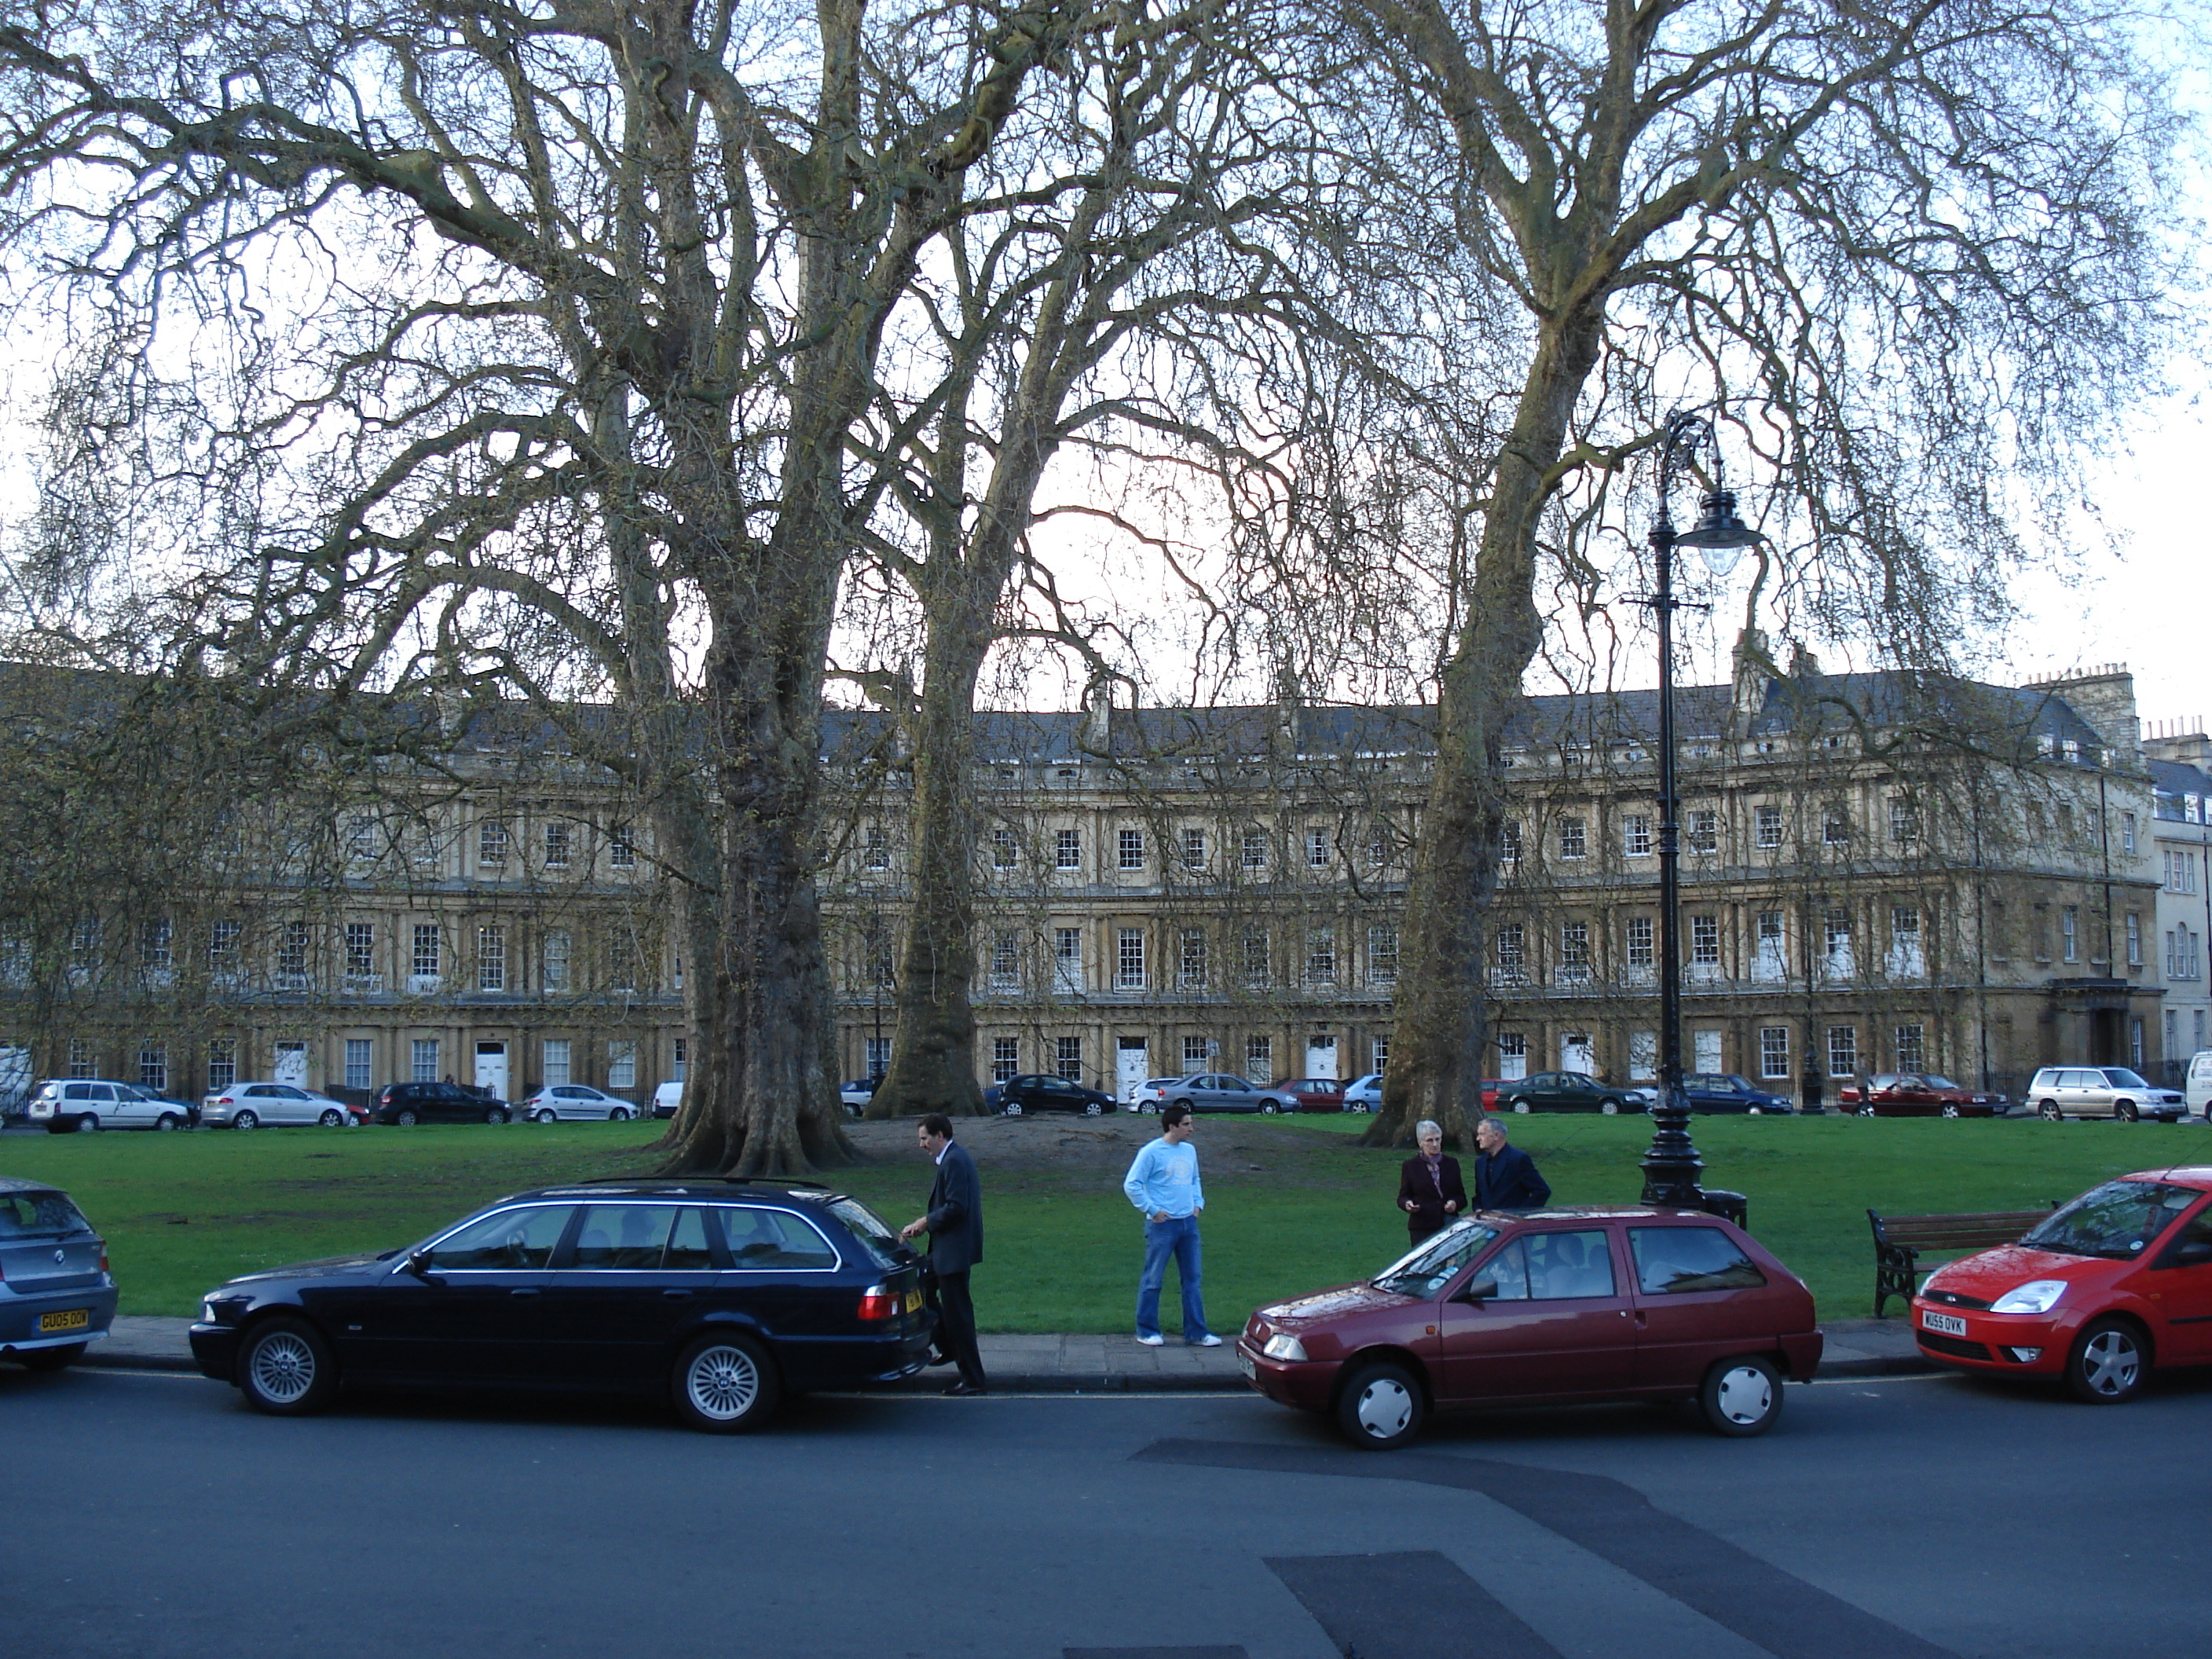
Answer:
[
  {"xmin": 996, "ymin": 1074, "xmax": 1114, "ymax": 1116},
  {"xmin": 187, "ymin": 1177, "xmax": 931, "ymax": 1432},
  {"xmin": 1496, "ymin": 1072, "xmax": 1637, "ymax": 1115},
  {"xmin": 369, "ymin": 1081, "xmax": 511, "ymax": 1126}
]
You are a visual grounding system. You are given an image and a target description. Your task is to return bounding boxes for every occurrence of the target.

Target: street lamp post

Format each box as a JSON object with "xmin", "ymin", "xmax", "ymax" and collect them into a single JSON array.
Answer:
[{"xmin": 1639, "ymin": 410, "xmax": 1761, "ymax": 1217}]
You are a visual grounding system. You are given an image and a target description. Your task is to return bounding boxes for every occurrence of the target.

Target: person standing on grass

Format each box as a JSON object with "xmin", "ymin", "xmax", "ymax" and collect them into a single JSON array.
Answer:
[
  {"xmin": 1397, "ymin": 1119, "xmax": 1467, "ymax": 1245},
  {"xmin": 1472, "ymin": 1116, "xmax": 1552, "ymax": 1211},
  {"xmin": 1122, "ymin": 1102, "xmax": 1218, "ymax": 1347},
  {"xmin": 900, "ymin": 1113, "xmax": 987, "ymax": 1396}
]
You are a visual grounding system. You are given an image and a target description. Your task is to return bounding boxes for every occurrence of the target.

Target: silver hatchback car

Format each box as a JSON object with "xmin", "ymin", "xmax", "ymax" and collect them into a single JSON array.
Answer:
[
  {"xmin": 0, "ymin": 1179, "xmax": 116, "ymax": 1370},
  {"xmin": 2027, "ymin": 1066, "xmax": 2187, "ymax": 1122}
]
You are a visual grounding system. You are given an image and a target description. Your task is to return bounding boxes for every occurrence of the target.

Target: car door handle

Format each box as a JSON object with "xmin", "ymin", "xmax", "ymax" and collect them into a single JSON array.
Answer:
[
  {"xmin": 511, "ymin": 1287, "xmax": 541, "ymax": 1298},
  {"xmin": 1632, "ymin": 1309, "xmax": 1648, "ymax": 1328},
  {"xmin": 662, "ymin": 1289, "xmax": 694, "ymax": 1301}
]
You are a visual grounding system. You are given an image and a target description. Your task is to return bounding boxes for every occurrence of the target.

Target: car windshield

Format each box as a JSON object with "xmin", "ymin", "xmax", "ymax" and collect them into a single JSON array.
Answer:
[
  {"xmin": 1374, "ymin": 1222, "xmax": 1502, "ymax": 1298},
  {"xmin": 0, "ymin": 1190, "xmax": 90, "ymax": 1235},
  {"xmin": 826, "ymin": 1196, "xmax": 908, "ymax": 1269},
  {"xmin": 1921, "ymin": 1075, "xmax": 1961, "ymax": 1090},
  {"xmin": 2022, "ymin": 1181, "xmax": 2202, "ymax": 1260},
  {"xmin": 2100, "ymin": 1069, "xmax": 2152, "ymax": 1090}
]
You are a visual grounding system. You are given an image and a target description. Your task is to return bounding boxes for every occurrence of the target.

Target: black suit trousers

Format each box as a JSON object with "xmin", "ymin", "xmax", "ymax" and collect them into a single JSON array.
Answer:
[{"xmin": 928, "ymin": 1265, "xmax": 987, "ymax": 1389}]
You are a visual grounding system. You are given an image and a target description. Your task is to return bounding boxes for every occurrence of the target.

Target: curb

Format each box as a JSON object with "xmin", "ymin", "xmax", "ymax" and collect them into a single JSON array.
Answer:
[{"xmin": 80, "ymin": 1346, "xmax": 201, "ymax": 1375}]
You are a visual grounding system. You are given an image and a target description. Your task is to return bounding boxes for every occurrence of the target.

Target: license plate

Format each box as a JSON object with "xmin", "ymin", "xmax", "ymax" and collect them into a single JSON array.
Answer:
[
  {"xmin": 904, "ymin": 1287, "xmax": 922, "ymax": 1314},
  {"xmin": 1239, "ymin": 1351, "xmax": 1256, "ymax": 1379},
  {"xmin": 1921, "ymin": 1309, "xmax": 1968, "ymax": 1338},
  {"xmin": 38, "ymin": 1309, "xmax": 89, "ymax": 1333}
]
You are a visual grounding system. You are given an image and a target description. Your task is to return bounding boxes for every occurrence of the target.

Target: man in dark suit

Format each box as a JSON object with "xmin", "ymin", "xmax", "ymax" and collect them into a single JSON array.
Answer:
[
  {"xmin": 1396, "ymin": 1119, "xmax": 1468, "ymax": 1245},
  {"xmin": 1472, "ymin": 1117, "xmax": 1552, "ymax": 1210},
  {"xmin": 900, "ymin": 1113, "xmax": 987, "ymax": 1395}
]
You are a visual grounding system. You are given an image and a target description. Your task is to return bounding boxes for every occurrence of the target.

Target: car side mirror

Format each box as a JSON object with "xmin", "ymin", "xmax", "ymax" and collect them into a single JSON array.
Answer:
[
  {"xmin": 2174, "ymin": 1240, "xmax": 2212, "ymax": 1267},
  {"xmin": 405, "ymin": 1250, "xmax": 441, "ymax": 1282},
  {"xmin": 1456, "ymin": 1276, "xmax": 1498, "ymax": 1305}
]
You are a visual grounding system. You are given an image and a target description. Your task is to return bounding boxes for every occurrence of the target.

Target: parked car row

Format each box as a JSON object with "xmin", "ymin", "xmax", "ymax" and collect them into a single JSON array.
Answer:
[{"xmin": 13, "ymin": 1073, "xmax": 671, "ymax": 1133}]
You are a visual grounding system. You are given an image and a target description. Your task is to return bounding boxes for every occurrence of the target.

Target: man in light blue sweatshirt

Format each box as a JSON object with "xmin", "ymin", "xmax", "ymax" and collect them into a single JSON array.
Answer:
[{"xmin": 1122, "ymin": 1102, "xmax": 1218, "ymax": 1346}]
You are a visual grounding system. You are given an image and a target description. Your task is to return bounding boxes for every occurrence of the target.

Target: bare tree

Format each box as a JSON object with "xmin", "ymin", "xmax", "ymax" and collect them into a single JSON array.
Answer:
[
  {"xmin": 1336, "ymin": 0, "xmax": 2186, "ymax": 1148},
  {"xmin": 0, "ymin": 0, "xmax": 1095, "ymax": 1170}
]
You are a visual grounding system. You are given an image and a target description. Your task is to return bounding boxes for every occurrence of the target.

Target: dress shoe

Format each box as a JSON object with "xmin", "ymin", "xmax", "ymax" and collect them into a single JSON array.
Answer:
[{"xmin": 943, "ymin": 1380, "xmax": 988, "ymax": 1397}]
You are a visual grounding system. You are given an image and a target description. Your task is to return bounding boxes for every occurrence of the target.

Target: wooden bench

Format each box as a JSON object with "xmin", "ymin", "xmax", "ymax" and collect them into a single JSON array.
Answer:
[{"xmin": 1867, "ymin": 1207, "xmax": 2055, "ymax": 1317}]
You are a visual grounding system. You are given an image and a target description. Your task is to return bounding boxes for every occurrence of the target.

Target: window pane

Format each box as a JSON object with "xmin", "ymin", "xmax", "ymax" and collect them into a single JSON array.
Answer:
[
  {"xmin": 426, "ymin": 1205, "xmax": 572, "ymax": 1270},
  {"xmin": 1629, "ymin": 1226, "xmax": 1767, "ymax": 1294},
  {"xmin": 569, "ymin": 1204, "xmax": 676, "ymax": 1269},
  {"xmin": 717, "ymin": 1207, "xmax": 837, "ymax": 1269},
  {"xmin": 1522, "ymin": 1229, "xmax": 1617, "ymax": 1299},
  {"xmin": 665, "ymin": 1208, "xmax": 714, "ymax": 1271}
]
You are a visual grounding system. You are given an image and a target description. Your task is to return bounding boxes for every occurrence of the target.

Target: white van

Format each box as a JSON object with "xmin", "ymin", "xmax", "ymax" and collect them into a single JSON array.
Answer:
[{"xmin": 2187, "ymin": 1051, "xmax": 2212, "ymax": 1122}]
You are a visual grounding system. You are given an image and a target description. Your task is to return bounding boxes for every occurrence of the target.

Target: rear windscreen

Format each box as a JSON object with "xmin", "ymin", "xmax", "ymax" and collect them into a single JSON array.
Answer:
[
  {"xmin": 826, "ymin": 1197, "xmax": 907, "ymax": 1270},
  {"xmin": 0, "ymin": 1191, "xmax": 90, "ymax": 1236}
]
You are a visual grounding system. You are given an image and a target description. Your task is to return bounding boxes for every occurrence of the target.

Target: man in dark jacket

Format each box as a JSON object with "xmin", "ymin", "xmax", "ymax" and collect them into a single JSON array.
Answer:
[
  {"xmin": 1472, "ymin": 1117, "xmax": 1551, "ymax": 1210},
  {"xmin": 1396, "ymin": 1119, "xmax": 1468, "ymax": 1245},
  {"xmin": 900, "ymin": 1113, "xmax": 987, "ymax": 1395}
]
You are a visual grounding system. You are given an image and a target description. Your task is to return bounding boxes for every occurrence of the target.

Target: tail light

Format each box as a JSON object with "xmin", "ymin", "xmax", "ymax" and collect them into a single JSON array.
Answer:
[
  {"xmin": 856, "ymin": 1284, "xmax": 900, "ymax": 1320},
  {"xmin": 99, "ymin": 1247, "xmax": 109, "ymax": 1273}
]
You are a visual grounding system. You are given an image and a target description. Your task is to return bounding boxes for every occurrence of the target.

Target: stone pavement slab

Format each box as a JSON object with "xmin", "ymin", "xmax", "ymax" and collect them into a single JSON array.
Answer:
[{"xmin": 71, "ymin": 1314, "xmax": 1938, "ymax": 1388}]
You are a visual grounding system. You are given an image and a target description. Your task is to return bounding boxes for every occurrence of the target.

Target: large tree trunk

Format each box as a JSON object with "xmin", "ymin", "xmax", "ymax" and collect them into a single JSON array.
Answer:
[
  {"xmin": 1366, "ymin": 317, "xmax": 1603, "ymax": 1151},
  {"xmin": 866, "ymin": 620, "xmax": 991, "ymax": 1118}
]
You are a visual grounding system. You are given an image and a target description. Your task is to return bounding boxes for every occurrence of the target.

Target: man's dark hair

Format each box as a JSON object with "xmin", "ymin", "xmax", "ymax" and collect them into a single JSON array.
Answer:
[
  {"xmin": 920, "ymin": 1113, "xmax": 954, "ymax": 1140},
  {"xmin": 1160, "ymin": 1103, "xmax": 1192, "ymax": 1130}
]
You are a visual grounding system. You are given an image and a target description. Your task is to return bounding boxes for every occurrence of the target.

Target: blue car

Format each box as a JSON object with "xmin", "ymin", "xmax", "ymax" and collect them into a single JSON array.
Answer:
[
  {"xmin": 1682, "ymin": 1074, "xmax": 1793, "ymax": 1115},
  {"xmin": 1, "ymin": 1178, "xmax": 117, "ymax": 1370}
]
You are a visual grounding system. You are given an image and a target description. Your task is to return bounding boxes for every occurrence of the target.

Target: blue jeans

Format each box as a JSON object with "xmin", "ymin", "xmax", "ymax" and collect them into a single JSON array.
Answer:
[{"xmin": 1136, "ymin": 1215, "xmax": 1209, "ymax": 1342}]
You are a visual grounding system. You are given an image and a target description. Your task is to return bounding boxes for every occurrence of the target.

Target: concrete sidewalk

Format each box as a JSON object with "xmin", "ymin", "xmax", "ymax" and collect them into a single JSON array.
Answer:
[{"xmin": 75, "ymin": 1313, "xmax": 1936, "ymax": 1389}]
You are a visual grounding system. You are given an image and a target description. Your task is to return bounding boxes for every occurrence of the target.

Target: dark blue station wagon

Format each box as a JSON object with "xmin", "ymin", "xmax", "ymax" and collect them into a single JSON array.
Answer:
[{"xmin": 188, "ymin": 1177, "xmax": 932, "ymax": 1432}]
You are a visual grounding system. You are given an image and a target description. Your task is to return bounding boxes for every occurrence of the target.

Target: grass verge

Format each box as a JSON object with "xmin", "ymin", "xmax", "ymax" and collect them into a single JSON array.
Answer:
[{"xmin": 4, "ymin": 1113, "xmax": 2194, "ymax": 1328}]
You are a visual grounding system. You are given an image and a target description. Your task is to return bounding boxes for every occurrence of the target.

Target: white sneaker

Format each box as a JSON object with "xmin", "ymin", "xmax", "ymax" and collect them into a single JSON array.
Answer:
[
  {"xmin": 1189, "ymin": 1334, "xmax": 1223, "ymax": 1348},
  {"xmin": 1135, "ymin": 1333, "xmax": 1165, "ymax": 1346}
]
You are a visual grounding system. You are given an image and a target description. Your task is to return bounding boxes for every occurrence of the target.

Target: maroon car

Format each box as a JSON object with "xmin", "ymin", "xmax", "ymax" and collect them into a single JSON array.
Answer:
[
  {"xmin": 1238, "ymin": 1207, "xmax": 1822, "ymax": 1448},
  {"xmin": 1272, "ymin": 1076, "xmax": 1346, "ymax": 1113},
  {"xmin": 1836, "ymin": 1073, "xmax": 2005, "ymax": 1118}
]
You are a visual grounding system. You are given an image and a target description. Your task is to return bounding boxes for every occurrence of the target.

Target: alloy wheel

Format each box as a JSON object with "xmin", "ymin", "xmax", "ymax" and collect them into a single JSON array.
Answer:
[
  {"xmin": 2075, "ymin": 1326, "xmax": 2142, "ymax": 1399},
  {"xmin": 235, "ymin": 1111, "xmax": 258, "ymax": 1130},
  {"xmin": 248, "ymin": 1331, "xmax": 318, "ymax": 1404},
  {"xmin": 686, "ymin": 1344, "xmax": 761, "ymax": 1421}
]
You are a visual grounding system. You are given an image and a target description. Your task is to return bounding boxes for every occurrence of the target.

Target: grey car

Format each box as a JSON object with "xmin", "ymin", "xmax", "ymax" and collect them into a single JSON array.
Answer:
[
  {"xmin": 1161, "ymin": 1073, "xmax": 1291, "ymax": 1114},
  {"xmin": 0, "ymin": 1178, "xmax": 117, "ymax": 1370},
  {"xmin": 2027, "ymin": 1066, "xmax": 2187, "ymax": 1122}
]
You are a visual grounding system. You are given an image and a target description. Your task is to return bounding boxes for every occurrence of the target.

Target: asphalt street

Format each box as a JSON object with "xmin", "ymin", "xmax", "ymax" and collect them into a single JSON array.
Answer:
[{"xmin": 9, "ymin": 1362, "xmax": 2204, "ymax": 1659}]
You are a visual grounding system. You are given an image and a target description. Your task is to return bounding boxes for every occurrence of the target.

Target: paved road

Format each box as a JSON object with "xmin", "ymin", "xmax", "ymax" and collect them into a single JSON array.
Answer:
[{"xmin": 9, "ymin": 1362, "xmax": 2203, "ymax": 1659}]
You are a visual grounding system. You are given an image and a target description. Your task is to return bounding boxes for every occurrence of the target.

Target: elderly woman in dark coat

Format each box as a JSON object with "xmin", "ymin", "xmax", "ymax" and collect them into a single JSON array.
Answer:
[{"xmin": 1396, "ymin": 1119, "xmax": 1468, "ymax": 1245}]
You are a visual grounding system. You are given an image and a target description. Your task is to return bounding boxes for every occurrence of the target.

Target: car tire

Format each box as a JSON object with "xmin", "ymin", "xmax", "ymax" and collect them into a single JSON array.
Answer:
[
  {"xmin": 74, "ymin": 1113, "xmax": 101, "ymax": 1133},
  {"xmin": 484, "ymin": 1107, "xmax": 508, "ymax": 1125},
  {"xmin": 1261, "ymin": 1101, "xmax": 1280, "ymax": 1115},
  {"xmin": 394, "ymin": 1109, "xmax": 418, "ymax": 1127},
  {"xmin": 1173, "ymin": 1098, "xmax": 1196, "ymax": 1114},
  {"xmin": 1140, "ymin": 1101, "xmax": 1158, "ymax": 1115},
  {"xmin": 1509, "ymin": 1098, "xmax": 1531, "ymax": 1115},
  {"xmin": 2038, "ymin": 1100, "xmax": 2062, "ymax": 1121},
  {"xmin": 1599, "ymin": 1099, "xmax": 1620, "ymax": 1115},
  {"xmin": 156, "ymin": 1113, "xmax": 181, "ymax": 1131},
  {"xmin": 533, "ymin": 1108, "xmax": 556, "ymax": 1123},
  {"xmin": 317, "ymin": 1108, "xmax": 343, "ymax": 1127},
  {"xmin": 1335, "ymin": 1359, "xmax": 1424, "ymax": 1450},
  {"xmin": 1698, "ymin": 1355, "xmax": 1783, "ymax": 1437},
  {"xmin": 20, "ymin": 1342, "xmax": 88, "ymax": 1372},
  {"xmin": 237, "ymin": 1316, "xmax": 339, "ymax": 1415},
  {"xmin": 1084, "ymin": 1101, "xmax": 1104, "ymax": 1116},
  {"xmin": 671, "ymin": 1332, "xmax": 779, "ymax": 1433},
  {"xmin": 1941, "ymin": 1104, "xmax": 1960, "ymax": 1119},
  {"xmin": 1004, "ymin": 1101, "xmax": 1024, "ymax": 1116},
  {"xmin": 2115, "ymin": 1101, "xmax": 2138, "ymax": 1122},
  {"xmin": 1746, "ymin": 1105, "xmax": 1763, "ymax": 1116},
  {"xmin": 609, "ymin": 1107, "xmax": 632, "ymax": 1122},
  {"xmin": 233, "ymin": 1110, "xmax": 259, "ymax": 1130},
  {"xmin": 2065, "ymin": 1317, "xmax": 2148, "ymax": 1404}
]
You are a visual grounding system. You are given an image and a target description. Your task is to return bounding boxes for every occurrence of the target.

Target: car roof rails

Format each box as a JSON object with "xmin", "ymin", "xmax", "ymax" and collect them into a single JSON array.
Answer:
[{"xmin": 570, "ymin": 1174, "xmax": 832, "ymax": 1190}]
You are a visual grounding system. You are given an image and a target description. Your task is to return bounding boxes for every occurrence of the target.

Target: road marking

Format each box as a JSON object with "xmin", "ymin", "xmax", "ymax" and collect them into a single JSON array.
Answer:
[
  {"xmin": 1268, "ymin": 1551, "xmax": 1563, "ymax": 1658},
  {"xmin": 1137, "ymin": 1438, "xmax": 1960, "ymax": 1659}
]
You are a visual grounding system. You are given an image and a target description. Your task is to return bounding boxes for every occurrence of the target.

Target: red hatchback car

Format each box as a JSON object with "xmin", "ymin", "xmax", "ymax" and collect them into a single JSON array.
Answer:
[
  {"xmin": 1837, "ymin": 1073, "xmax": 2005, "ymax": 1118},
  {"xmin": 1239, "ymin": 1207, "xmax": 1822, "ymax": 1448},
  {"xmin": 1912, "ymin": 1167, "xmax": 2212, "ymax": 1401}
]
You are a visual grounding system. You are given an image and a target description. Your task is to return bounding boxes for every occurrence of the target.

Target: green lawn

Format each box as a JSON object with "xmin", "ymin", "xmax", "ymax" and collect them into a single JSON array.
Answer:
[{"xmin": 5, "ymin": 1114, "xmax": 2194, "ymax": 1328}]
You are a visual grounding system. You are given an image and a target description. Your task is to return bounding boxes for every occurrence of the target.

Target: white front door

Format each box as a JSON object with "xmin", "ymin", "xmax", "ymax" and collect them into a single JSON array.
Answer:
[
  {"xmin": 1693, "ymin": 1030, "xmax": 1724, "ymax": 1073},
  {"xmin": 1116, "ymin": 1038, "xmax": 1150, "ymax": 1103},
  {"xmin": 1304, "ymin": 1035, "xmax": 1338, "ymax": 1081},
  {"xmin": 474, "ymin": 1042, "xmax": 509, "ymax": 1102},
  {"xmin": 273, "ymin": 1042, "xmax": 309, "ymax": 1086},
  {"xmin": 1560, "ymin": 1032, "xmax": 1595, "ymax": 1075}
]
